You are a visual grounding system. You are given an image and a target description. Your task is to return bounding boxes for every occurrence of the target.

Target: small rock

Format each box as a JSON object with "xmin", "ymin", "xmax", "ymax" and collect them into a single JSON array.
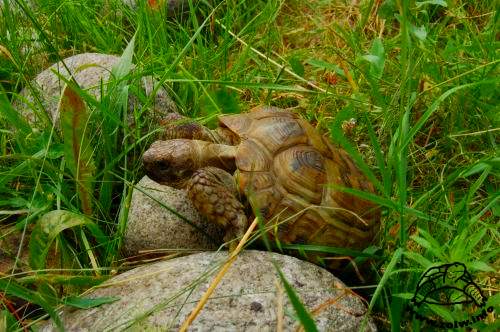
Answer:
[
  {"xmin": 13, "ymin": 53, "xmax": 177, "ymax": 128},
  {"xmin": 39, "ymin": 250, "xmax": 376, "ymax": 331},
  {"xmin": 123, "ymin": 176, "xmax": 224, "ymax": 255}
]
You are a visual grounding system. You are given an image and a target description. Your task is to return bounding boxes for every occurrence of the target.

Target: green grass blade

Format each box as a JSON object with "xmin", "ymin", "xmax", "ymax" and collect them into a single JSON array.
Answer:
[
  {"xmin": 396, "ymin": 106, "xmax": 410, "ymax": 246},
  {"xmin": 17, "ymin": 274, "xmax": 108, "ymax": 287},
  {"xmin": 368, "ymin": 248, "xmax": 403, "ymax": 311},
  {"xmin": 29, "ymin": 209, "xmax": 108, "ymax": 271},
  {"xmin": 330, "ymin": 108, "xmax": 384, "ymax": 194},
  {"xmin": 159, "ymin": 3, "xmax": 221, "ymax": 82},
  {"xmin": 362, "ymin": 38, "xmax": 385, "ymax": 80},
  {"xmin": 363, "ymin": 112, "xmax": 391, "ymax": 197},
  {"xmin": 0, "ymin": 87, "xmax": 32, "ymax": 137},
  {"xmin": 0, "ymin": 278, "xmax": 63, "ymax": 331},
  {"xmin": 402, "ymin": 80, "xmax": 499, "ymax": 150},
  {"xmin": 62, "ymin": 295, "xmax": 120, "ymax": 309},
  {"xmin": 281, "ymin": 244, "xmax": 381, "ymax": 259},
  {"xmin": 274, "ymin": 264, "xmax": 319, "ymax": 332},
  {"xmin": 111, "ymin": 33, "xmax": 136, "ymax": 80},
  {"xmin": 0, "ymin": 308, "xmax": 20, "ymax": 332}
]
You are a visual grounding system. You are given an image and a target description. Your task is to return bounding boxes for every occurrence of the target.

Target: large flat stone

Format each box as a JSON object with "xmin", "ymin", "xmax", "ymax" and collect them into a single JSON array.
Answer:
[{"xmin": 40, "ymin": 250, "xmax": 376, "ymax": 331}]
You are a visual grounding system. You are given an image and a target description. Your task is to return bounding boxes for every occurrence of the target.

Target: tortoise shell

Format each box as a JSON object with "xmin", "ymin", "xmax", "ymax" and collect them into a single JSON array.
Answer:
[{"xmin": 218, "ymin": 106, "xmax": 379, "ymax": 250}]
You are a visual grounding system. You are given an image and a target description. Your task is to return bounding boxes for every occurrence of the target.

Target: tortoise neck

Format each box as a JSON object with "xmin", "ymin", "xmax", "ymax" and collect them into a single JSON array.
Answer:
[{"xmin": 197, "ymin": 142, "xmax": 237, "ymax": 173}]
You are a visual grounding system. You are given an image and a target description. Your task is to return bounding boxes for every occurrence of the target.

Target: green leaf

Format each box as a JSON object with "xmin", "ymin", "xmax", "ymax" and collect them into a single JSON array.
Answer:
[
  {"xmin": 0, "ymin": 278, "xmax": 63, "ymax": 330},
  {"xmin": 467, "ymin": 166, "xmax": 491, "ymax": 203},
  {"xmin": 58, "ymin": 83, "xmax": 96, "ymax": 215},
  {"xmin": 416, "ymin": 0, "xmax": 448, "ymax": 8},
  {"xmin": 415, "ymin": 228, "xmax": 444, "ymax": 254},
  {"xmin": 392, "ymin": 292, "xmax": 415, "ymax": 300},
  {"xmin": 281, "ymin": 244, "xmax": 381, "ymax": 258},
  {"xmin": 403, "ymin": 251, "xmax": 432, "ymax": 268},
  {"xmin": 111, "ymin": 33, "xmax": 136, "ymax": 80},
  {"xmin": 487, "ymin": 293, "xmax": 500, "ymax": 307},
  {"xmin": 411, "ymin": 25, "xmax": 427, "ymax": 41},
  {"xmin": 17, "ymin": 274, "xmax": 108, "ymax": 287},
  {"xmin": 289, "ymin": 56, "xmax": 305, "ymax": 77},
  {"xmin": 0, "ymin": 309, "xmax": 19, "ymax": 332},
  {"xmin": 213, "ymin": 88, "xmax": 241, "ymax": 114},
  {"xmin": 492, "ymin": 197, "xmax": 500, "ymax": 217},
  {"xmin": 0, "ymin": 309, "xmax": 23, "ymax": 331},
  {"xmin": 29, "ymin": 210, "xmax": 108, "ymax": 271},
  {"xmin": 410, "ymin": 235, "xmax": 445, "ymax": 260},
  {"xmin": 362, "ymin": 38, "xmax": 385, "ymax": 79},
  {"xmin": 63, "ymin": 296, "xmax": 120, "ymax": 309},
  {"xmin": 274, "ymin": 265, "xmax": 318, "ymax": 332},
  {"xmin": 468, "ymin": 261, "xmax": 495, "ymax": 272},
  {"xmin": 461, "ymin": 159, "xmax": 498, "ymax": 177},
  {"xmin": 0, "ymin": 87, "xmax": 32, "ymax": 137},
  {"xmin": 97, "ymin": 36, "xmax": 136, "ymax": 216},
  {"xmin": 378, "ymin": 0, "xmax": 397, "ymax": 20},
  {"xmin": 427, "ymin": 303, "xmax": 454, "ymax": 321},
  {"xmin": 46, "ymin": 143, "xmax": 65, "ymax": 159}
]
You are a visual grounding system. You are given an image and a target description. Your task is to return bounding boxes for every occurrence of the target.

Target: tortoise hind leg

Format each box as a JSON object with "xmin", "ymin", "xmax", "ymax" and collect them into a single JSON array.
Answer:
[{"xmin": 186, "ymin": 166, "xmax": 247, "ymax": 251}]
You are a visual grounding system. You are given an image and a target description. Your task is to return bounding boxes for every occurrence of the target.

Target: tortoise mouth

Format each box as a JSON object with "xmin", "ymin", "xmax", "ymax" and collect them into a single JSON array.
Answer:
[{"xmin": 143, "ymin": 158, "xmax": 193, "ymax": 185}]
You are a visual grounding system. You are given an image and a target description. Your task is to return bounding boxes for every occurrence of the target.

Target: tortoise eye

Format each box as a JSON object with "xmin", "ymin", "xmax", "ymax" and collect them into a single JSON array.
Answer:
[
  {"xmin": 185, "ymin": 158, "xmax": 194, "ymax": 168},
  {"xmin": 157, "ymin": 160, "xmax": 170, "ymax": 170}
]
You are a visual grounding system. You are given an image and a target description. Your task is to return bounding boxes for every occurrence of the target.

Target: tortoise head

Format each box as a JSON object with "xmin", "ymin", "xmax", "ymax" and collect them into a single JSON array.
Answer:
[{"xmin": 143, "ymin": 139, "xmax": 198, "ymax": 184}]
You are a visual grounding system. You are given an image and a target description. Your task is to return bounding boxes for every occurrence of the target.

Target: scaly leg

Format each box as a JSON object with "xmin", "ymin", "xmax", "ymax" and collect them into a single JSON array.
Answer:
[{"xmin": 186, "ymin": 166, "xmax": 247, "ymax": 251}]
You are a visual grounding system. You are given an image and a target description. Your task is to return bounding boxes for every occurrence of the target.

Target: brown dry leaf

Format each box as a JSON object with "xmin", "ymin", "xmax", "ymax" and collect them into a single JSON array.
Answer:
[
  {"xmin": 323, "ymin": 72, "xmax": 339, "ymax": 85},
  {"xmin": 341, "ymin": 118, "xmax": 357, "ymax": 136},
  {"xmin": 0, "ymin": 44, "xmax": 15, "ymax": 63},
  {"xmin": 388, "ymin": 223, "xmax": 400, "ymax": 238}
]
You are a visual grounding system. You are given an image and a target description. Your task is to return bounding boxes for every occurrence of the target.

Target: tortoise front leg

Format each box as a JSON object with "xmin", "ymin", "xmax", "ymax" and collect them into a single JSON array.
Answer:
[{"xmin": 186, "ymin": 166, "xmax": 247, "ymax": 251}]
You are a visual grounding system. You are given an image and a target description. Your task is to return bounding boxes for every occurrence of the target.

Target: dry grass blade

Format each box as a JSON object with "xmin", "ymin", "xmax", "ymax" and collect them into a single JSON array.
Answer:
[
  {"xmin": 179, "ymin": 217, "xmax": 259, "ymax": 332},
  {"xmin": 0, "ymin": 44, "xmax": 16, "ymax": 64},
  {"xmin": 215, "ymin": 19, "xmax": 328, "ymax": 94},
  {"xmin": 275, "ymin": 279, "xmax": 284, "ymax": 332}
]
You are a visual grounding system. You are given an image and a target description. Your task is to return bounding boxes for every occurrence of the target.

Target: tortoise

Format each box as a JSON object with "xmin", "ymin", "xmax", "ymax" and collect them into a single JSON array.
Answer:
[{"xmin": 143, "ymin": 106, "xmax": 379, "ymax": 265}]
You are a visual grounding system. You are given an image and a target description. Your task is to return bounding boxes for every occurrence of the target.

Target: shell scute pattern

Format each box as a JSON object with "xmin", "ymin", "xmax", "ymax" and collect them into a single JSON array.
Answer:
[{"xmin": 224, "ymin": 107, "xmax": 378, "ymax": 250}]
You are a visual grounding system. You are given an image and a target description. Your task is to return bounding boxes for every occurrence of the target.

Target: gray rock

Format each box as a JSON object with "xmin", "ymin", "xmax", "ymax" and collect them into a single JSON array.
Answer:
[
  {"xmin": 123, "ymin": 176, "xmax": 224, "ymax": 255},
  {"xmin": 14, "ymin": 53, "xmax": 177, "ymax": 128},
  {"xmin": 40, "ymin": 250, "xmax": 376, "ymax": 331}
]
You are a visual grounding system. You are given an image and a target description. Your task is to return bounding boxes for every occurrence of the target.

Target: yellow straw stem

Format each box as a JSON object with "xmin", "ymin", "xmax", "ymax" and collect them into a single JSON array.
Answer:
[{"xmin": 179, "ymin": 217, "xmax": 259, "ymax": 332}]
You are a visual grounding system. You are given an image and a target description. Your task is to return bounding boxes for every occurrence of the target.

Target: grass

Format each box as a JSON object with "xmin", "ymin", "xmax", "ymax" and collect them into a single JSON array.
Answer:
[{"xmin": 0, "ymin": 0, "xmax": 498, "ymax": 330}]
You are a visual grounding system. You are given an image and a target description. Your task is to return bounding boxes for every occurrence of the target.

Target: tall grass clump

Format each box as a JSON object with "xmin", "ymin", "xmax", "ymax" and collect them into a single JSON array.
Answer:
[{"xmin": 1, "ymin": 0, "xmax": 498, "ymax": 330}]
